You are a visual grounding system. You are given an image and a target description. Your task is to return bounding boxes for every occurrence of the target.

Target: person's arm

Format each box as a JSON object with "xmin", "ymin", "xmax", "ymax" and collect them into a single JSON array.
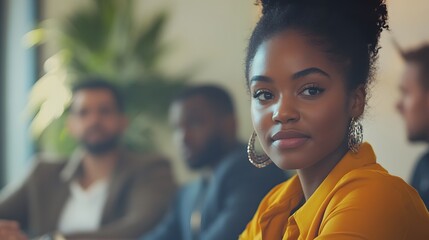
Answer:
[
  {"xmin": 0, "ymin": 178, "xmax": 29, "ymax": 227},
  {"xmin": 65, "ymin": 159, "xmax": 177, "ymax": 239},
  {"xmin": 315, "ymin": 172, "xmax": 424, "ymax": 240},
  {"xmin": 140, "ymin": 191, "xmax": 183, "ymax": 240},
  {"xmin": 0, "ymin": 220, "xmax": 28, "ymax": 240},
  {"xmin": 410, "ymin": 158, "xmax": 429, "ymax": 209},
  {"xmin": 200, "ymin": 164, "xmax": 283, "ymax": 240},
  {"xmin": 410, "ymin": 158, "xmax": 423, "ymax": 191},
  {"xmin": 0, "ymin": 160, "xmax": 41, "ymax": 229}
]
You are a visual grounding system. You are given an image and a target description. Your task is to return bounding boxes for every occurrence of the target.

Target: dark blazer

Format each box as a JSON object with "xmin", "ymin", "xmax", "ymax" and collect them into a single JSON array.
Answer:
[
  {"xmin": 411, "ymin": 151, "xmax": 429, "ymax": 210},
  {"xmin": 0, "ymin": 150, "xmax": 176, "ymax": 239},
  {"xmin": 142, "ymin": 144, "xmax": 287, "ymax": 240}
]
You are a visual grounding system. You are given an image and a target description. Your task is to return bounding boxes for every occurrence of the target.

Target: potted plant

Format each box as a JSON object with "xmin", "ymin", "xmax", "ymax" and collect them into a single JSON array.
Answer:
[{"xmin": 25, "ymin": 0, "xmax": 189, "ymax": 155}]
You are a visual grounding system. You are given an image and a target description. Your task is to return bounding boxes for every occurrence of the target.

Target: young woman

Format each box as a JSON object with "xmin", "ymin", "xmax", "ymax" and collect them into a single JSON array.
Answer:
[{"xmin": 240, "ymin": 0, "xmax": 429, "ymax": 239}]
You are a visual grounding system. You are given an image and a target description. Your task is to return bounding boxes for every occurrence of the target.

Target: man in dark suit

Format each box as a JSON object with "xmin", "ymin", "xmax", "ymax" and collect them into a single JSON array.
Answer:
[
  {"xmin": 397, "ymin": 44, "xmax": 429, "ymax": 209},
  {"xmin": 142, "ymin": 85, "xmax": 286, "ymax": 240},
  {"xmin": 0, "ymin": 80, "xmax": 176, "ymax": 239}
]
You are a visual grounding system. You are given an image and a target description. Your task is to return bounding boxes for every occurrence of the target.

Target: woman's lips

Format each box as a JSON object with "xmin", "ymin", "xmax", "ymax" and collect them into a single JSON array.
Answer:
[{"xmin": 271, "ymin": 130, "xmax": 310, "ymax": 150}]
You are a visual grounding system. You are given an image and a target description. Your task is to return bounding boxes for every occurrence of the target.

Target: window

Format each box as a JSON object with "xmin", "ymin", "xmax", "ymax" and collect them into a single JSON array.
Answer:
[
  {"xmin": 0, "ymin": 0, "xmax": 6, "ymax": 187},
  {"xmin": 2, "ymin": 0, "xmax": 39, "ymax": 185}
]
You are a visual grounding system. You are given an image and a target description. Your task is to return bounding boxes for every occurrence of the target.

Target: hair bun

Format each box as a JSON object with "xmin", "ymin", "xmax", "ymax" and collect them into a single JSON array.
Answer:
[
  {"xmin": 257, "ymin": 0, "xmax": 297, "ymax": 15},
  {"xmin": 348, "ymin": 0, "xmax": 389, "ymax": 54},
  {"xmin": 257, "ymin": 0, "xmax": 388, "ymax": 53}
]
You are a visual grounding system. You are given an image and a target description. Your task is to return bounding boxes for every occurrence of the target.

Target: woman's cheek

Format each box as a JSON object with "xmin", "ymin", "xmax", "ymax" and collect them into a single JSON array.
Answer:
[{"xmin": 306, "ymin": 95, "xmax": 348, "ymax": 144}]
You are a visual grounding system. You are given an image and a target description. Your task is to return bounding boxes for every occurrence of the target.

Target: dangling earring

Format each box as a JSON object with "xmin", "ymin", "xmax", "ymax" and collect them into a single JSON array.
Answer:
[
  {"xmin": 348, "ymin": 117, "xmax": 363, "ymax": 153},
  {"xmin": 247, "ymin": 131, "xmax": 272, "ymax": 168}
]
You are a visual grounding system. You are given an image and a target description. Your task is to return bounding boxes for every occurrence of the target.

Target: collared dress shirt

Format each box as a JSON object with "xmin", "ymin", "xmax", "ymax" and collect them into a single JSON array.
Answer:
[{"xmin": 240, "ymin": 142, "xmax": 429, "ymax": 240}]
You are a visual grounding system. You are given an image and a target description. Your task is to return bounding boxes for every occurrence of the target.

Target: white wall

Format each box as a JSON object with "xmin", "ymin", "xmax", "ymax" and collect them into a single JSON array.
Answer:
[
  {"xmin": 139, "ymin": 0, "xmax": 258, "ymax": 182},
  {"xmin": 364, "ymin": 0, "xmax": 429, "ymax": 180},
  {"xmin": 40, "ymin": 0, "xmax": 429, "ymax": 183}
]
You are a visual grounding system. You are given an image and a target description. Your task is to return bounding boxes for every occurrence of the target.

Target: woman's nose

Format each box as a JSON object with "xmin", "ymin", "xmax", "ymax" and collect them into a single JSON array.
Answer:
[{"xmin": 272, "ymin": 96, "xmax": 300, "ymax": 124}]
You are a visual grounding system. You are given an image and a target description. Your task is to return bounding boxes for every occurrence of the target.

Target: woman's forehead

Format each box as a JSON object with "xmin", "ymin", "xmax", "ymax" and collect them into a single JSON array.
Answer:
[{"xmin": 250, "ymin": 31, "xmax": 341, "ymax": 80}]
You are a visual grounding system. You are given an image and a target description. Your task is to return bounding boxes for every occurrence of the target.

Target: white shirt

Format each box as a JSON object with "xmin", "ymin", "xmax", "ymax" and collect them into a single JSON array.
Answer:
[{"xmin": 58, "ymin": 179, "xmax": 109, "ymax": 234}]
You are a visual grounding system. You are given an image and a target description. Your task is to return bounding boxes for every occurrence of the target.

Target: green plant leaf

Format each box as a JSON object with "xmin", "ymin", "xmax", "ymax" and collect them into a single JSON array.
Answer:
[{"xmin": 28, "ymin": 0, "xmax": 193, "ymax": 154}]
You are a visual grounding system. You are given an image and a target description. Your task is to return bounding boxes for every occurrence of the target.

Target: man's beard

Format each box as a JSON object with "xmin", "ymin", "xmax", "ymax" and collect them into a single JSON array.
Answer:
[
  {"xmin": 409, "ymin": 132, "xmax": 429, "ymax": 143},
  {"xmin": 187, "ymin": 135, "xmax": 228, "ymax": 170},
  {"xmin": 407, "ymin": 122, "xmax": 429, "ymax": 143},
  {"xmin": 81, "ymin": 135, "xmax": 121, "ymax": 155}
]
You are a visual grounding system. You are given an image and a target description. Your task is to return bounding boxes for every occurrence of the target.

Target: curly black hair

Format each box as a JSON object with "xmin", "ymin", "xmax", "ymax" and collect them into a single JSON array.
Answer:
[{"xmin": 245, "ymin": 0, "xmax": 389, "ymax": 96}]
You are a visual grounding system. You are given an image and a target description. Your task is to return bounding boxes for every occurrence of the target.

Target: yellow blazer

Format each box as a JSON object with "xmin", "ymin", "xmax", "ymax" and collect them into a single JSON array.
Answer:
[{"xmin": 240, "ymin": 143, "xmax": 429, "ymax": 240}]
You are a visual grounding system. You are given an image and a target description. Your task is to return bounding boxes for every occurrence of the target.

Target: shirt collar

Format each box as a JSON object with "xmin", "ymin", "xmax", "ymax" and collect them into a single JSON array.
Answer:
[
  {"xmin": 60, "ymin": 148, "xmax": 127, "ymax": 182},
  {"xmin": 69, "ymin": 178, "xmax": 109, "ymax": 198},
  {"xmin": 60, "ymin": 148, "xmax": 85, "ymax": 182}
]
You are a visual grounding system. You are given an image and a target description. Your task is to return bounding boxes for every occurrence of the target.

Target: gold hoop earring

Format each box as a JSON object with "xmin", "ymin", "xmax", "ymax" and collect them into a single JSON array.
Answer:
[
  {"xmin": 247, "ymin": 131, "xmax": 272, "ymax": 168},
  {"xmin": 348, "ymin": 117, "xmax": 363, "ymax": 153}
]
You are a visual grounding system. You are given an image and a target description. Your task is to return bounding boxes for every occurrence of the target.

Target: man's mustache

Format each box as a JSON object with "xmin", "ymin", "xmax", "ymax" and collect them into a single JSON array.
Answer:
[{"xmin": 83, "ymin": 125, "xmax": 106, "ymax": 135}]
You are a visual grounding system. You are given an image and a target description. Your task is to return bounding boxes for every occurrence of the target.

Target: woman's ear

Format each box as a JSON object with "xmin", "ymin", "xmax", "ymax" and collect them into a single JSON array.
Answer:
[{"xmin": 349, "ymin": 85, "xmax": 366, "ymax": 118}]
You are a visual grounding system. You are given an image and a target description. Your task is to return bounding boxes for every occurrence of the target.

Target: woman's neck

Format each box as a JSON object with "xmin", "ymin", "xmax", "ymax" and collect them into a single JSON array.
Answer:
[{"xmin": 297, "ymin": 140, "xmax": 349, "ymax": 201}]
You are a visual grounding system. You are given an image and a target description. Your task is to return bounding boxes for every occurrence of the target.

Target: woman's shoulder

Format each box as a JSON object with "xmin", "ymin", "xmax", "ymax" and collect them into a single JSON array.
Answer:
[
  {"xmin": 321, "ymin": 164, "xmax": 429, "ymax": 237},
  {"xmin": 340, "ymin": 165, "xmax": 413, "ymax": 192},
  {"xmin": 333, "ymin": 165, "xmax": 427, "ymax": 215}
]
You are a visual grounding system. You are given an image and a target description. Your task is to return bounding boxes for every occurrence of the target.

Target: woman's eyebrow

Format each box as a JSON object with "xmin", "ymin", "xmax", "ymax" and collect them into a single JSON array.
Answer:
[
  {"xmin": 250, "ymin": 68, "xmax": 330, "ymax": 83},
  {"xmin": 250, "ymin": 75, "xmax": 273, "ymax": 83},
  {"xmin": 292, "ymin": 67, "xmax": 330, "ymax": 80}
]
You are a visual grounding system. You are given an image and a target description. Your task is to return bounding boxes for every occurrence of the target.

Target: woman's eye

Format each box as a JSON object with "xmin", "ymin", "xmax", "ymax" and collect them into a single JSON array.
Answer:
[
  {"xmin": 301, "ymin": 87, "xmax": 325, "ymax": 96},
  {"xmin": 253, "ymin": 90, "xmax": 274, "ymax": 101}
]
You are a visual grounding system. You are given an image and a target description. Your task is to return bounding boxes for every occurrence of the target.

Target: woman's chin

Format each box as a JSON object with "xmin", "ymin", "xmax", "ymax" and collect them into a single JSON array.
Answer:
[
  {"xmin": 271, "ymin": 161, "xmax": 301, "ymax": 171},
  {"xmin": 269, "ymin": 152, "xmax": 311, "ymax": 171}
]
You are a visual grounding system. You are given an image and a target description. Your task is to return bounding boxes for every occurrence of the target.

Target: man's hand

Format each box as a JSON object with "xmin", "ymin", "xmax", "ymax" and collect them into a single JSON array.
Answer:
[{"xmin": 0, "ymin": 220, "xmax": 28, "ymax": 240}]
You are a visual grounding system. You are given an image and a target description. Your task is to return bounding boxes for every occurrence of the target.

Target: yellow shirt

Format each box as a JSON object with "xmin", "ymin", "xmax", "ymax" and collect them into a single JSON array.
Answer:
[{"xmin": 240, "ymin": 143, "xmax": 429, "ymax": 240}]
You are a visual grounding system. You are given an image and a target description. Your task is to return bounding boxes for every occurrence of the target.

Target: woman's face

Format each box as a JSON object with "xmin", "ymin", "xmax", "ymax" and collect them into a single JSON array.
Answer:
[{"xmin": 249, "ymin": 30, "xmax": 364, "ymax": 170}]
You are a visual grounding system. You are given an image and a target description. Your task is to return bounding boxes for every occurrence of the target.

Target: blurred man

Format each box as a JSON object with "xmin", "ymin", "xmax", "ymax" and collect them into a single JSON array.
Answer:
[
  {"xmin": 397, "ymin": 44, "xmax": 429, "ymax": 209},
  {"xmin": 142, "ymin": 85, "xmax": 286, "ymax": 240},
  {"xmin": 0, "ymin": 79, "xmax": 176, "ymax": 239}
]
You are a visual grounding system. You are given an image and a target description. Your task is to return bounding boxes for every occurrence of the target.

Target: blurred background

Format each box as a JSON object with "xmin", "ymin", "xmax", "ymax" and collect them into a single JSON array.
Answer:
[{"xmin": 1, "ymin": 0, "xmax": 429, "ymax": 187}]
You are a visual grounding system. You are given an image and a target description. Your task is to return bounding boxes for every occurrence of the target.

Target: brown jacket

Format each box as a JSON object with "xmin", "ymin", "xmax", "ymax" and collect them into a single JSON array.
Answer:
[{"xmin": 0, "ymin": 150, "xmax": 176, "ymax": 239}]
